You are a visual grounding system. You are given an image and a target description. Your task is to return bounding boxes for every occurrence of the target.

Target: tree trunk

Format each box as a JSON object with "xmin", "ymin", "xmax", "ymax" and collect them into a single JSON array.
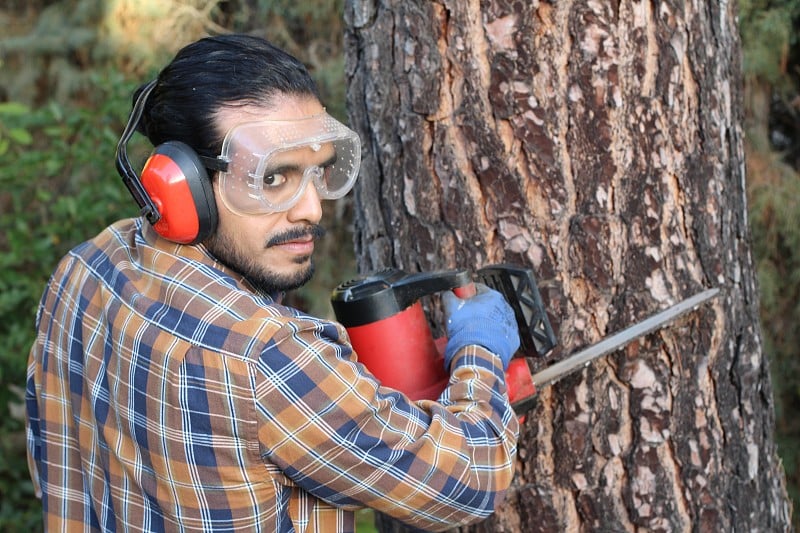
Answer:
[{"xmin": 343, "ymin": 0, "xmax": 792, "ymax": 531}]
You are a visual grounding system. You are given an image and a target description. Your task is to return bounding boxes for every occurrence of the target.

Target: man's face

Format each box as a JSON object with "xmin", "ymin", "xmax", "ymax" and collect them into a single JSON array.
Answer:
[{"xmin": 203, "ymin": 95, "xmax": 328, "ymax": 295}]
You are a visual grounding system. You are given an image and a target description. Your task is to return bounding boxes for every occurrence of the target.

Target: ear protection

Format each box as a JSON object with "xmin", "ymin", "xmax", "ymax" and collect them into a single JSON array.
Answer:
[{"xmin": 115, "ymin": 80, "xmax": 218, "ymax": 244}]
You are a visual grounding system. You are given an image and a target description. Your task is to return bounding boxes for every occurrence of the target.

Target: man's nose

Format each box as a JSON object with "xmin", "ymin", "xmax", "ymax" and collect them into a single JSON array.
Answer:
[{"xmin": 288, "ymin": 178, "xmax": 323, "ymax": 224}]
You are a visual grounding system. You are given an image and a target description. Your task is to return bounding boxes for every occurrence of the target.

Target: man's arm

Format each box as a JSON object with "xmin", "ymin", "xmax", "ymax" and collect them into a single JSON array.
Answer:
[{"xmin": 253, "ymin": 315, "xmax": 519, "ymax": 532}]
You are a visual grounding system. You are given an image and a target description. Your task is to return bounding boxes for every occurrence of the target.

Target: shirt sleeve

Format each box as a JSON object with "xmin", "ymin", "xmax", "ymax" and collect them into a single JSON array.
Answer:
[
  {"xmin": 25, "ymin": 274, "xmax": 52, "ymax": 501},
  {"xmin": 25, "ymin": 355, "xmax": 43, "ymax": 499},
  {"xmin": 252, "ymin": 315, "xmax": 519, "ymax": 532}
]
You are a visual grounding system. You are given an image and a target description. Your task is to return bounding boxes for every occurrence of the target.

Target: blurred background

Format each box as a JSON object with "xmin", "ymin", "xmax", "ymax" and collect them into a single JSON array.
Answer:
[{"xmin": 0, "ymin": 0, "xmax": 798, "ymax": 530}]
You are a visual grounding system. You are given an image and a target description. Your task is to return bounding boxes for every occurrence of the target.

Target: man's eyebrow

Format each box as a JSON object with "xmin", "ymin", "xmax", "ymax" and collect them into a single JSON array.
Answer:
[
  {"xmin": 263, "ymin": 163, "xmax": 301, "ymax": 176},
  {"xmin": 320, "ymin": 152, "xmax": 338, "ymax": 167},
  {"xmin": 264, "ymin": 152, "xmax": 338, "ymax": 174},
  {"xmin": 261, "ymin": 153, "xmax": 338, "ymax": 177}
]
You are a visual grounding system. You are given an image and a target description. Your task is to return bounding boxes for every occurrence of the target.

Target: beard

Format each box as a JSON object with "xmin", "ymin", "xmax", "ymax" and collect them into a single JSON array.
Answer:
[{"xmin": 203, "ymin": 224, "xmax": 326, "ymax": 296}]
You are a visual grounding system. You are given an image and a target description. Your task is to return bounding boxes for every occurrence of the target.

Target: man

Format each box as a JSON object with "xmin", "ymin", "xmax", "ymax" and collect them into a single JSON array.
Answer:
[{"xmin": 25, "ymin": 34, "xmax": 520, "ymax": 532}]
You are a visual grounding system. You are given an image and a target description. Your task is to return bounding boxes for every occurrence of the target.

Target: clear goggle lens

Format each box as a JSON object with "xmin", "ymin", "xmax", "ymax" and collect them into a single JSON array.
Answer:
[{"xmin": 217, "ymin": 113, "xmax": 361, "ymax": 215}]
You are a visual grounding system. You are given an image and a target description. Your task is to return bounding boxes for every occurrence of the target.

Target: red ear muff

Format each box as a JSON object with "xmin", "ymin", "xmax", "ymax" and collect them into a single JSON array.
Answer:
[
  {"xmin": 140, "ymin": 141, "xmax": 218, "ymax": 244},
  {"xmin": 115, "ymin": 80, "xmax": 218, "ymax": 244}
]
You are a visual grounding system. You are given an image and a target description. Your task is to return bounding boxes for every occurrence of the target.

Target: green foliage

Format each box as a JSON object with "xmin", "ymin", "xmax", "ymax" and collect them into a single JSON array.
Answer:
[
  {"xmin": 0, "ymin": 69, "xmax": 138, "ymax": 530},
  {"xmin": 0, "ymin": 2, "xmax": 352, "ymax": 528},
  {"xmin": 0, "ymin": 386, "xmax": 40, "ymax": 531},
  {"xmin": 748, "ymin": 163, "xmax": 800, "ymax": 515},
  {"xmin": 226, "ymin": 0, "xmax": 345, "ymax": 43},
  {"xmin": 739, "ymin": 1, "xmax": 800, "ymax": 528},
  {"xmin": 739, "ymin": 0, "xmax": 800, "ymax": 87},
  {"xmin": 222, "ymin": 0, "xmax": 348, "ymax": 120}
]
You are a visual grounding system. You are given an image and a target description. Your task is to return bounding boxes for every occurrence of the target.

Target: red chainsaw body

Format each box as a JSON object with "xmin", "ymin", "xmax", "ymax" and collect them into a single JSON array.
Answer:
[
  {"xmin": 331, "ymin": 266, "xmax": 553, "ymax": 407},
  {"xmin": 345, "ymin": 307, "xmax": 536, "ymax": 404},
  {"xmin": 345, "ymin": 302, "xmax": 450, "ymax": 400}
]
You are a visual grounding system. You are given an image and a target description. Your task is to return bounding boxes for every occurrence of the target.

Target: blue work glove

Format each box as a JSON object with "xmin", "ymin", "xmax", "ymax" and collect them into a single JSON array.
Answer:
[{"xmin": 441, "ymin": 283, "xmax": 520, "ymax": 371}]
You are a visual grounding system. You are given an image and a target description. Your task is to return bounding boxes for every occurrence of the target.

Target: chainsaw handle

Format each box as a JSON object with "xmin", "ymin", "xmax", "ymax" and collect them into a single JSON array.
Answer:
[{"xmin": 331, "ymin": 268, "xmax": 473, "ymax": 327}]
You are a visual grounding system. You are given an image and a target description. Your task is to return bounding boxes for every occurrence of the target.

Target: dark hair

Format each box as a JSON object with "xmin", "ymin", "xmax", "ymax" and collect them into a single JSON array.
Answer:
[{"xmin": 134, "ymin": 34, "xmax": 321, "ymax": 158}]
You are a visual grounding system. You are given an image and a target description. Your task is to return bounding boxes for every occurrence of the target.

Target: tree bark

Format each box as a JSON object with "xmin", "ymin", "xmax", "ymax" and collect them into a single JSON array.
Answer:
[{"xmin": 343, "ymin": 0, "xmax": 792, "ymax": 531}]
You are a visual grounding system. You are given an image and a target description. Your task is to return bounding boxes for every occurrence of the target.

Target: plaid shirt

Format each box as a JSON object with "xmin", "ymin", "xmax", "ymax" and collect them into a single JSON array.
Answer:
[{"xmin": 26, "ymin": 218, "xmax": 518, "ymax": 532}]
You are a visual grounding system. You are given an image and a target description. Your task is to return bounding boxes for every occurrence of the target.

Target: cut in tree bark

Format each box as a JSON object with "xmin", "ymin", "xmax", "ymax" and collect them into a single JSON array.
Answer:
[{"xmin": 344, "ymin": 0, "xmax": 792, "ymax": 531}]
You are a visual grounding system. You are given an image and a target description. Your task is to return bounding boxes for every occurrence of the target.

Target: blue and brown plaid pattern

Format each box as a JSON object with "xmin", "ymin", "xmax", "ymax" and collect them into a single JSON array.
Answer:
[{"xmin": 26, "ymin": 218, "xmax": 518, "ymax": 532}]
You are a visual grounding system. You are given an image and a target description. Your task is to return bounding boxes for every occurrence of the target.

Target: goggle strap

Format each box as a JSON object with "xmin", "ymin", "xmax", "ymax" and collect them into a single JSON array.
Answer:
[{"xmin": 200, "ymin": 155, "xmax": 229, "ymax": 173}]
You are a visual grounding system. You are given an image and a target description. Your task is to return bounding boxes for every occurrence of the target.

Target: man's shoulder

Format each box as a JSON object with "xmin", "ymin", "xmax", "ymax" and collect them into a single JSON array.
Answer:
[{"xmin": 50, "ymin": 218, "xmax": 338, "ymax": 357}]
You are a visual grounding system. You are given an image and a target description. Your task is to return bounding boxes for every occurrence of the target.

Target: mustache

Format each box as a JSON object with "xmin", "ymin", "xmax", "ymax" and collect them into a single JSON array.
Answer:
[{"xmin": 266, "ymin": 224, "xmax": 327, "ymax": 247}]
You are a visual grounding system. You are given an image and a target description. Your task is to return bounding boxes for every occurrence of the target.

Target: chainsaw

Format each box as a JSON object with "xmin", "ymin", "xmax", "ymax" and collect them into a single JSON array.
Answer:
[{"xmin": 330, "ymin": 264, "xmax": 719, "ymax": 410}]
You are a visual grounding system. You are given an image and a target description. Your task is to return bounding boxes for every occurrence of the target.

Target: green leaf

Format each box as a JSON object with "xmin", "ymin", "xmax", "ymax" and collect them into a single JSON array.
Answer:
[
  {"xmin": 0, "ymin": 102, "xmax": 30, "ymax": 116},
  {"xmin": 7, "ymin": 128, "xmax": 33, "ymax": 145}
]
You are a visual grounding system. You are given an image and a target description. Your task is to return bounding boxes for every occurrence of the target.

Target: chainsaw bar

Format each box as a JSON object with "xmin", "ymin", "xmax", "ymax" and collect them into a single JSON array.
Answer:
[{"xmin": 511, "ymin": 287, "xmax": 720, "ymax": 412}]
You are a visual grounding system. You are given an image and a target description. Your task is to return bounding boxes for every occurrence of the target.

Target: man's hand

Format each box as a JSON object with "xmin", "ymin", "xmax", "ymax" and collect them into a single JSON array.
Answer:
[{"xmin": 441, "ymin": 283, "xmax": 520, "ymax": 371}]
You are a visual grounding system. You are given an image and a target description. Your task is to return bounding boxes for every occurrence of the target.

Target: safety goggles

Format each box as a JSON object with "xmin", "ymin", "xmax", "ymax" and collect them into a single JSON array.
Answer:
[{"xmin": 212, "ymin": 112, "xmax": 361, "ymax": 215}]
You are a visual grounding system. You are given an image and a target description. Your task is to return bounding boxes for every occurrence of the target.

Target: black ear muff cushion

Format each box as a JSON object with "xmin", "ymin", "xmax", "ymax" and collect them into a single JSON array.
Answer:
[{"xmin": 151, "ymin": 141, "xmax": 218, "ymax": 243}]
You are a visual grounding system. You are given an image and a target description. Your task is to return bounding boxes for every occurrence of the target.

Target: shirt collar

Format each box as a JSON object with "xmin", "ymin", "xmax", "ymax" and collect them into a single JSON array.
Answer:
[{"xmin": 138, "ymin": 217, "xmax": 282, "ymax": 303}]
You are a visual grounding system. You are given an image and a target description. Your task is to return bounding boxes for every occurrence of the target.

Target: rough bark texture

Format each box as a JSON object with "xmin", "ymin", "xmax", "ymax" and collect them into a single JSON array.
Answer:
[{"xmin": 343, "ymin": 0, "xmax": 792, "ymax": 531}]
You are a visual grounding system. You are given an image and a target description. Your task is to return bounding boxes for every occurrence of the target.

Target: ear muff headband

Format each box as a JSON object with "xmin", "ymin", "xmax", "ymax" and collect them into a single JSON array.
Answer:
[
  {"xmin": 115, "ymin": 80, "xmax": 161, "ymax": 225},
  {"xmin": 114, "ymin": 80, "xmax": 218, "ymax": 244}
]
